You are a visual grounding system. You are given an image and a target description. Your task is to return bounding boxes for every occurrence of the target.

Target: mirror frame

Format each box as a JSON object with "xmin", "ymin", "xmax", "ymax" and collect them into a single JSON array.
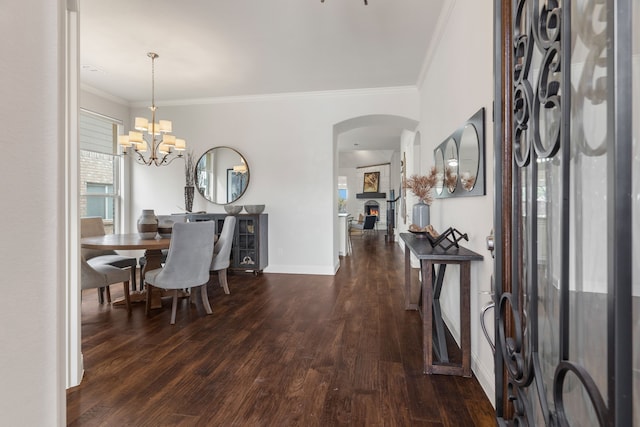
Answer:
[
  {"xmin": 433, "ymin": 107, "xmax": 485, "ymax": 199},
  {"xmin": 434, "ymin": 146, "xmax": 445, "ymax": 195},
  {"xmin": 195, "ymin": 146, "xmax": 250, "ymax": 205}
]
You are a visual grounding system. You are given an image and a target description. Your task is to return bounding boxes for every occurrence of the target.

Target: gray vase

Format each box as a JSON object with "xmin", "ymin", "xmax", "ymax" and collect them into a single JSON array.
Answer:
[
  {"xmin": 412, "ymin": 202, "xmax": 430, "ymax": 229},
  {"xmin": 137, "ymin": 209, "xmax": 158, "ymax": 239}
]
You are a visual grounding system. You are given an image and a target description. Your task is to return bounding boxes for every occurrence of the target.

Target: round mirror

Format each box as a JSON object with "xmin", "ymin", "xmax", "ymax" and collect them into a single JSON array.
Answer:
[
  {"xmin": 434, "ymin": 147, "xmax": 445, "ymax": 195},
  {"xmin": 195, "ymin": 146, "xmax": 250, "ymax": 205},
  {"xmin": 444, "ymin": 138, "xmax": 458, "ymax": 193},
  {"xmin": 458, "ymin": 124, "xmax": 479, "ymax": 191}
]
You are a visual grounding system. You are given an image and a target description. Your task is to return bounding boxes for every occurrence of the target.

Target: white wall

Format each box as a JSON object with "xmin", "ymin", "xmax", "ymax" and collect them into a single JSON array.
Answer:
[
  {"xmin": 415, "ymin": 0, "xmax": 496, "ymax": 403},
  {"xmin": 128, "ymin": 89, "xmax": 419, "ymax": 274},
  {"xmin": 0, "ymin": 0, "xmax": 67, "ymax": 424}
]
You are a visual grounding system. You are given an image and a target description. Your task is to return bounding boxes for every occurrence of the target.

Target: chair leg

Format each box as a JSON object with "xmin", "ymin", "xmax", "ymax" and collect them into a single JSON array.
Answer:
[
  {"xmin": 200, "ymin": 285, "xmax": 213, "ymax": 315},
  {"xmin": 145, "ymin": 284, "xmax": 151, "ymax": 316},
  {"xmin": 123, "ymin": 280, "xmax": 131, "ymax": 314},
  {"xmin": 105, "ymin": 286, "xmax": 111, "ymax": 303},
  {"xmin": 170, "ymin": 290, "xmax": 178, "ymax": 325},
  {"xmin": 130, "ymin": 266, "xmax": 137, "ymax": 291},
  {"xmin": 219, "ymin": 269, "xmax": 230, "ymax": 294}
]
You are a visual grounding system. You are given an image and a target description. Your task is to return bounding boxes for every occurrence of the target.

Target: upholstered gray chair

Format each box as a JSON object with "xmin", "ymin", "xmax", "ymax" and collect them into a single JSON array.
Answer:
[
  {"xmin": 210, "ymin": 215, "xmax": 236, "ymax": 294},
  {"xmin": 81, "ymin": 217, "xmax": 138, "ymax": 294},
  {"xmin": 138, "ymin": 214, "xmax": 188, "ymax": 287},
  {"xmin": 144, "ymin": 221, "xmax": 216, "ymax": 324},
  {"xmin": 81, "ymin": 257, "xmax": 132, "ymax": 313}
]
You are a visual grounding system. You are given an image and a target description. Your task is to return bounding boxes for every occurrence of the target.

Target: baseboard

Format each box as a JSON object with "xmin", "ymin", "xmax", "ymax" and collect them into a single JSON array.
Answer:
[{"xmin": 472, "ymin": 352, "xmax": 495, "ymax": 408}]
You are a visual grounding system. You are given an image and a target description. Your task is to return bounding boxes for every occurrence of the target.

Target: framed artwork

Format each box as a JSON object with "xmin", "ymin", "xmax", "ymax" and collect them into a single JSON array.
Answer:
[
  {"xmin": 363, "ymin": 171, "xmax": 380, "ymax": 193},
  {"xmin": 227, "ymin": 168, "xmax": 248, "ymax": 203}
]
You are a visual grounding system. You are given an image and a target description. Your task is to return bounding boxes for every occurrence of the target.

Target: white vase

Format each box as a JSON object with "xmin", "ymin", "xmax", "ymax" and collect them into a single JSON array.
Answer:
[
  {"xmin": 137, "ymin": 209, "xmax": 158, "ymax": 239},
  {"xmin": 412, "ymin": 201, "xmax": 430, "ymax": 229}
]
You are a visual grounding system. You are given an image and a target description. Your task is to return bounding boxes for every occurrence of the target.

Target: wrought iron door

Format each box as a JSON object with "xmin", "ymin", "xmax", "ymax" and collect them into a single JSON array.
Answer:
[{"xmin": 492, "ymin": 0, "xmax": 636, "ymax": 425}]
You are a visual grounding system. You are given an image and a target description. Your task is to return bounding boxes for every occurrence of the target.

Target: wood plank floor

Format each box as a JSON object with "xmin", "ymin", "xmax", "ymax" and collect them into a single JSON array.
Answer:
[{"xmin": 67, "ymin": 232, "xmax": 495, "ymax": 426}]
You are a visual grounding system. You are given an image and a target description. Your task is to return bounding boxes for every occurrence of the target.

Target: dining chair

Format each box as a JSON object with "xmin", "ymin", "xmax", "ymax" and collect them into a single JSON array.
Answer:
[
  {"xmin": 144, "ymin": 221, "xmax": 216, "ymax": 324},
  {"xmin": 81, "ymin": 217, "xmax": 138, "ymax": 294},
  {"xmin": 210, "ymin": 215, "xmax": 236, "ymax": 294},
  {"xmin": 350, "ymin": 214, "xmax": 377, "ymax": 237},
  {"xmin": 138, "ymin": 214, "xmax": 188, "ymax": 287},
  {"xmin": 81, "ymin": 257, "xmax": 132, "ymax": 314}
]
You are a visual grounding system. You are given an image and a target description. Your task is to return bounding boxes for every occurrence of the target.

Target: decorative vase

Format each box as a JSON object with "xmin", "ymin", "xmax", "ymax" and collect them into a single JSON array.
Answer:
[
  {"xmin": 412, "ymin": 201, "xmax": 430, "ymax": 229},
  {"xmin": 137, "ymin": 209, "xmax": 158, "ymax": 239},
  {"xmin": 184, "ymin": 186, "xmax": 194, "ymax": 213}
]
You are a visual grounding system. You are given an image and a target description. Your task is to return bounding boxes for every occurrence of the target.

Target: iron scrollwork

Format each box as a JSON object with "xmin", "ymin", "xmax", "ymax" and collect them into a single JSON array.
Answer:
[{"xmin": 501, "ymin": 0, "xmax": 610, "ymax": 425}]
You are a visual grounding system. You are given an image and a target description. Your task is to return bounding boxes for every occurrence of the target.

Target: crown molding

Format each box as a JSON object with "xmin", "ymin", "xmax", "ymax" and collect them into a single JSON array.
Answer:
[
  {"xmin": 130, "ymin": 85, "xmax": 419, "ymax": 108},
  {"xmin": 80, "ymin": 84, "xmax": 130, "ymax": 106}
]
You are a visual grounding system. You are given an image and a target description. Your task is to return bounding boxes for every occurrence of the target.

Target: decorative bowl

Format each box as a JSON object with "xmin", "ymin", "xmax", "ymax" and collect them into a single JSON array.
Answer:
[
  {"xmin": 243, "ymin": 204, "xmax": 265, "ymax": 214},
  {"xmin": 157, "ymin": 228, "xmax": 173, "ymax": 239},
  {"xmin": 224, "ymin": 205, "xmax": 243, "ymax": 215}
]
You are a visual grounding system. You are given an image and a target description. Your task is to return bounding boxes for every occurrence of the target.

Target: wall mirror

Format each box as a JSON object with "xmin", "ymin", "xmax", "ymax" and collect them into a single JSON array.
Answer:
[
  {"xmin": 434, "ymin": 107, "xmax": 485, "ymax": 199},
  {"xmin": 459, "ymin": 123, "xmax": 480, "ymax": 191},
  {"xmin": 195, "ymin": 146, "xmax": 250, "ymax": 205}
]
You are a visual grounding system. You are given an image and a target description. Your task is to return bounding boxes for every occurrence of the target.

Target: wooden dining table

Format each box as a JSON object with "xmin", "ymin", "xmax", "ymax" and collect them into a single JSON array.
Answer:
[{"xmin": 81, "ymin": 233, "xmax": 171, "ymax": 309}]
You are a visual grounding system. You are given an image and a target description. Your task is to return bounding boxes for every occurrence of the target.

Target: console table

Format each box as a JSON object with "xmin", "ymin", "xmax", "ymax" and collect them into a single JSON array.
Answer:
[{"xmin": 400, "ymin": 232, "xmax": 483, "ymax": 377}]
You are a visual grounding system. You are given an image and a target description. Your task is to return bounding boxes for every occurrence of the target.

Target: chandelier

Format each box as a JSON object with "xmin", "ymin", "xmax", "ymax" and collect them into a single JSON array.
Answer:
[{"xmin": 118, "ymin": 52, "xmax": 186, "ymax": 166}]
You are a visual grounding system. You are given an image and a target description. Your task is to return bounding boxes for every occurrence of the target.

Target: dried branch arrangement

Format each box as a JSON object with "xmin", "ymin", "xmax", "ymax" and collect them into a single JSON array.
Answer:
[
  {"xmin": 402, "ymin": 167, "xmax": 438, "ymax": 205},
  {"xmin": 184, "ymin": 150, "xmax": 196, "ymax": 187},
  {"xmin": 445, "ymin": 167, "xmax": 458, "ymax": 192}
]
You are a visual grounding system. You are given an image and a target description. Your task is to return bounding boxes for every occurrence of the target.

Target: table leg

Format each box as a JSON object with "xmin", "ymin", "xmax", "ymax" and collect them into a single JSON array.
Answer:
[
  {"xmin": 432, "ymin": 264, "xmax": 449, "ymax": 363},
  {"xmin": 142, "ymin": 249, "xmax": 164, "ymax": 309},
  {"xmin": 404, "ymin": 248, "xmax": 414, "ymax": 310},
  {"xmin": 112, "ymin": 248, "xmax": 164, "ymax": 309},
  {"xmin": 460, "ymin": 262, "xmax": 471, "ymax": 377},
  {"xmin": 422, "ymin": 259, "xmax": 433, "ymax": 374}
]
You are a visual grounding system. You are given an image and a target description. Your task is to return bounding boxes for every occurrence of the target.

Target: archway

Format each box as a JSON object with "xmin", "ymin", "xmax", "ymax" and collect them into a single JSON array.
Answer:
[{"xmin": 332, "ymin": 114, "xmax": 419, "ymax": 260}]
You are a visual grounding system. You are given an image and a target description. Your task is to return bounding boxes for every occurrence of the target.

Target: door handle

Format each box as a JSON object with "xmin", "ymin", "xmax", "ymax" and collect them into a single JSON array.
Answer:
[
  {"xmin": 480, "ymin": 301, "xmax": 495, "ymax": 354},
  {"xmin": 479, "ymin": 275, "xmax": 496, "ymax": 354}
]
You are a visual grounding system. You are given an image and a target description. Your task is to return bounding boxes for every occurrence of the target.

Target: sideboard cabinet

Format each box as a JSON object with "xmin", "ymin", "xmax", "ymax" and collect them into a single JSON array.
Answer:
[{"xmin": 187, "ymin": 213, "xmax": 268, "ymax": 274}]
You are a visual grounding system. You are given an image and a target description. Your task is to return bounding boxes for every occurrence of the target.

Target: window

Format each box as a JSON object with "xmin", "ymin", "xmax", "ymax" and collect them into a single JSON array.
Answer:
[
  {"xmin": 338, "ymin": 176, "xmax": 348, "ymax": 213},
  {"xmin": 80, "ymin": 110, "xmax": 122, "ymax": 234},
  {"xmin": 86, "ymin": 183, "xmax": 114, "ymax": 219}
]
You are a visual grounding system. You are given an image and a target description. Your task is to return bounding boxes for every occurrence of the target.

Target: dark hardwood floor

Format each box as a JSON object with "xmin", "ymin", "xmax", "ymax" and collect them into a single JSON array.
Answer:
[{"xmin": 67, "ymin": 231, "xmax": 495, "ymax": 426}]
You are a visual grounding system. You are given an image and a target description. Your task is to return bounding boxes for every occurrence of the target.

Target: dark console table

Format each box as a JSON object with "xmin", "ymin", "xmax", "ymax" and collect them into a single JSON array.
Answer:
[{"xmin": 400, "ymin": 232, "xmax": 483, "ymax": 377}]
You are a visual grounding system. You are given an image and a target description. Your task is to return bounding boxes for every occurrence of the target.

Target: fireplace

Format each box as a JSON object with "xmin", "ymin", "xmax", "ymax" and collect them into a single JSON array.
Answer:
[{"xmin": 364, "ymin": 200, "xmax": 380, "ymax": 221}]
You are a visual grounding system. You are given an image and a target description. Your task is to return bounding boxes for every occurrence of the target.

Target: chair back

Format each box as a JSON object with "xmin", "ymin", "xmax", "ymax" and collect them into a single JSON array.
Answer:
[
  {"xmin": 151, "ymin": 221, "xmax": 216, "ymax": 289},
  {"xmin": 211, "ymin": 215, "xmax": 236, "ymax": 271},
  {"xmin": 81, "ymin": 216, "xmax": 117, "ymax": 259},
  {"xmin": 363, "ymin": 215, "xmax": 377, "ymax": 230}
]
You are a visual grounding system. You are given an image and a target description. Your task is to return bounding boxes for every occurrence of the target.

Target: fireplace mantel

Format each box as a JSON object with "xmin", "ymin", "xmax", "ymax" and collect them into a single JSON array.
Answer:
[{"xmin": 356, "ymin": 192, "xmax": 386, "ymax": 199}]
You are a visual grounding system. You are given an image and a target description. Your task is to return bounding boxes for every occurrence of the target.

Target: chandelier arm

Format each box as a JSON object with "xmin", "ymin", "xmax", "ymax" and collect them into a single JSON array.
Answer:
[
  {"xmin": 133, "ymin": 151, "xmax": 153, "ymax": 166},
  {"xmin": 159, "ymin": 152, "xmax": 184, "ymax": 166}
]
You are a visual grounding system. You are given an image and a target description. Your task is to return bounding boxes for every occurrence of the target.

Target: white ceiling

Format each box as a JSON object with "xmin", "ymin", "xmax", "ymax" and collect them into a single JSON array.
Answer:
[{"xmin": 79, "ymin": 0, "xmax": 445, "ymax": 152}]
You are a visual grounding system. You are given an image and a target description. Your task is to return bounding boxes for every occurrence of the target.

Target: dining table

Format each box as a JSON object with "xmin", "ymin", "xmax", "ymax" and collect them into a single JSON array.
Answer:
[{"xmin": 81, "ymin": 233, "xmax": 171, "ymax": 309}]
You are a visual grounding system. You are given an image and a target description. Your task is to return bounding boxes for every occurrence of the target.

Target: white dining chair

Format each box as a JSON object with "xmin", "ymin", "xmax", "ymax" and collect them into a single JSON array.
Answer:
[
  {"xmin": 144, "ymin": 221, "xmax": 216, "ymax": 324},
  {"xmin": 81, "ymin": 257, "xmax": 132, "ymax": 314},
  {"xmin": 210, "ymin": 215, "xmax": 236, "ymax": 294},
  {"xmin": 81, "ymin": 217, "xmax": 138, "ymax": 292}
]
